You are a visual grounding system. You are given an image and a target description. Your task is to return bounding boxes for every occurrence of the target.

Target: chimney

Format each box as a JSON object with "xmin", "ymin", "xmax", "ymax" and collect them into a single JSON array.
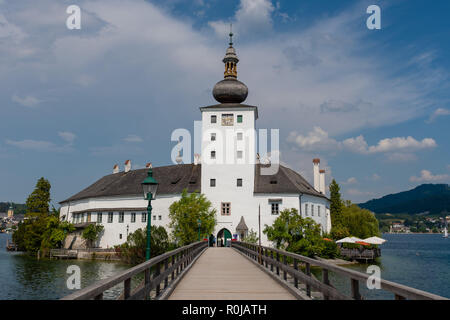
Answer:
[
  {"xmin": 124, "ymin": 160, "xmax": 131, "ymax": 173},
  {"xmin": 319, "ymin": 169, "xmax": 326, "ymax": 194},
  {"xmin": 194, "ymin": 154, "xmax": 200, "ymax": 165},
  {"xmin": 146, "ymin": 162, "xmax": 152, "ymax": 169},
  {"xmin": 113, "ymin": 164, "xmax": 119, "ymax": 174},
  {"xmin": 313, "ymin": 158, "xmax": 320, "ymax": 192}
]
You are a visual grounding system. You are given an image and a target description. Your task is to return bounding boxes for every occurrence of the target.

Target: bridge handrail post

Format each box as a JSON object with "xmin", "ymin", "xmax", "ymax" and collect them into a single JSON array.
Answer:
[
  {"xmin": 276, "ymin": 252, "xmax": 280, "ymax": 276},
  {"xmin": 351, "ymin": 278, "xmax": 361, "ymax": 300},
  {"xmin": 322, "ymin": 269, "xmax": 330, "ymax": 300},
  {"xmin": 293, "ymin": 258, "xmax": 298, "ymax": 288},
  {"xmin": 270, "ymin": 250, "xmax": 274, "ymax": 272},
  {"xmin": 124, "ymin": 278, "xmax": 131, "ymax": 300},
  {"xmin": 164, "ymin": 258, "xmax": 169, "ymax": 289},
  {"xmin": 305, "ymin": 262, "xmax": 311, "ymax": 297},
  {"xmin": 145, "ymin": 268, "xmax": 151, "ymax": 300},
  {"xmin": 283, "ymin": 254, "xmax": 287, "ymax": 281}
]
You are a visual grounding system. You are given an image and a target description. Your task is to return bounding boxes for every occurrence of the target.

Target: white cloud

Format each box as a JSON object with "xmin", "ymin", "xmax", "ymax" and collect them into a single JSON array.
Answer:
[
  {"xmin": 11, "ymin": 94, "xmax": 40, "ymax": 107},
  {"xmin": 410, "ymin": 170, "xmax": 450, "ymax": 183},
  {"xmin": 5, "ymin": 138, "xmax": 73, "ymax": 153},
  {"xmin": 371, "ymin": 173, "xmax": 380, "ymax": 181},
  {"xmin": 209, "ymin": 0, "xmax": 275, "ymax": 38},
  {"xmin": 58, "ymin": 131, "xmax": 76, "ymax": 144},
  {"xmin": 288, "ymin": 128, "xmax": 436, "ymax": 157},
  {"xmin": 343, "ymin": 177, "xmax": 357, "ymax": 185},
  {"xmin": 427, "ymin": 108, "xmax": 450, "ymax": 123},
  {"xmin": 385, "ymin": 152, "xmax": 417, "ymax": 163},
  {"xmin": 123, "ymin": 134, "xmax": 143, "ymax": 143},
  {"xmin": 367, "ymin": 136, "xmax": 436, "ymax": 153},
  {"xmin": 287, "ymin": 127, "xmax": 339, "ymax": 151},
  {"xmin": 342, "ymin": 135, "xmax": 368, "ymax": 154}
]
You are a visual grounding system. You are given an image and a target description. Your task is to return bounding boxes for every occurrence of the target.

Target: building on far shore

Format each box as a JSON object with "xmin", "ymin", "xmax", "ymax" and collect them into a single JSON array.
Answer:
[
  {"xmin": 59, "ymin": 36, "xmax": 332, "ymax": 249},
  {"xmin": 7, "ymin": 204, "xmax": 14, "ymax": 218}
]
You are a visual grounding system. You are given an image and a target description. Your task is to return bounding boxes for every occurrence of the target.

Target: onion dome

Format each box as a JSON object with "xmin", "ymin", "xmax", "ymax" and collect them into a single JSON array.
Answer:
[{"xmin": 212, "ymin": 27, "xmax": 248, "ymax": 104}]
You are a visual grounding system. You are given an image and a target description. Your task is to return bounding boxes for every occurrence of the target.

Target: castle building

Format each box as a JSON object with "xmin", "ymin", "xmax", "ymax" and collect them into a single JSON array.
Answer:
[
  {"xmin": 7, "ymin": 203, "xmax": 14, "ymax": 219},
  {"xmin": 59, "ymin": 35, "xmax": 331, "ymax": 248}
]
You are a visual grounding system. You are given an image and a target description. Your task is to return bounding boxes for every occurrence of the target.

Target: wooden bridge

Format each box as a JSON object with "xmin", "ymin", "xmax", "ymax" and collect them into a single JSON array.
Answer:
[{"xmin": 62, "ymin": 241, "xmax": 447, "ymax": 300}]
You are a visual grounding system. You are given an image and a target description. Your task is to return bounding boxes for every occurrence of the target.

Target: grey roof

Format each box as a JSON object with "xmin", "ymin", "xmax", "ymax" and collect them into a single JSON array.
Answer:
[
  {"xmin": 236, "ymin": 216, "xmax": 248, "ymax": 231},
  {"xmin": 60, "ymin": 164, "xmax": 201, "ymax": 204},
  {"xmin": 60, "ymin": 163, "xmax": 328, "ymax": 204},
  {"xmin": 254, "ymin": 164, "xmax": 328, "ymax": 199}
]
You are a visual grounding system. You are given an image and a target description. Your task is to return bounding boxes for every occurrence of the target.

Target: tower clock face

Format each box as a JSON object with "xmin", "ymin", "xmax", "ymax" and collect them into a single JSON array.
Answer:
[{"xmin": 221, "ymin": 114, "xmax": 234, "ymax": 126}]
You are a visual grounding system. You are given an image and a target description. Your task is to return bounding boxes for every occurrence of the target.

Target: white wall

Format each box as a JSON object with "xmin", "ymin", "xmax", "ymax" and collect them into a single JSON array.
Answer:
[
  {"xmin": 60, "ymin": 194, "xmax": 180, "ymax": 248},
  {"xmin": 300, "ymin": 194, "xmax": 330, "ymax": 233}
]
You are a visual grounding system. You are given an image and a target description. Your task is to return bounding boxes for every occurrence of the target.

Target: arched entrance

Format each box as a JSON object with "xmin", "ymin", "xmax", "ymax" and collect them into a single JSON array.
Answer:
[{"xmin": 217, "ymin": 228, "xmax": 232, "ymax": 247}]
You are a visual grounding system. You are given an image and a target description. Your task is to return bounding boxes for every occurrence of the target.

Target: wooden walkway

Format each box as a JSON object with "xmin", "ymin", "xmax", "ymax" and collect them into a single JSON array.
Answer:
[{"xmin": 168, "ymin": 247, "xmax": 296, "ymax": 300}]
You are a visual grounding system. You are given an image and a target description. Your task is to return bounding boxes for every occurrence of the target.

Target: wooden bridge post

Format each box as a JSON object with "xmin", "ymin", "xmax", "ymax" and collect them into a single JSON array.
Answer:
[
  {"xmin": 276, "ymin": 252, "xmax": 280, "ymax": 276},
  {"xmin": 283, "ymin": 255, "xmax": 287, "ymax": 281},
  {"xmin": 351, "ymin": 279, "xmax": 361, "ymax": 300},
  {"xmin": 270, "ymin": 251, "xmax": 274, "ymax": 272},
  {"xmin": 145, "ymin": 268, "xmax": 151, "ymax": 300},
  {"xmin": 155, "ymin": 262, "xmax": 161, "ymax": 297},
  {"xmin": 322, "ymin": 269, "xmax": 330, "ymax": 300},
  {"xmin": 293, "ymin": 259, "xmax": 298, "ymax": 288},
  {"xmin": 124, "ymin": 278, "xmax": 131, "ymax": 300},
  {"xmin": 164, "ymin": 258, "xmax": 169, "ymax": 289},
  {"xmin": 305, "ymin": 262, "xmax": 311, "ymax": 297}
]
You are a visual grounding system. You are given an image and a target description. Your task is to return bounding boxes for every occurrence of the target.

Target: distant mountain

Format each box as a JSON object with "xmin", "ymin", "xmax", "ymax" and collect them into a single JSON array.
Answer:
[{"xmin": 358, "ymin": 184, "xmax": 450, "ymax": 215}]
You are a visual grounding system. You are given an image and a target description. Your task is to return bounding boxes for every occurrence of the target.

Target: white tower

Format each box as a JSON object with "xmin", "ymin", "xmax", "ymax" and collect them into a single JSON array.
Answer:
[{"xmin": 200, "ymin": 30, "xmax": 257, "ymax": 243}]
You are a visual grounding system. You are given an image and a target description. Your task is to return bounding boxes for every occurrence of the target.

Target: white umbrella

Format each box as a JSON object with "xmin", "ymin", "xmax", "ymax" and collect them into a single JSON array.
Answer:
[
  {"xmin": 363, "ymin": 236, "xmax": 387, "ymax": 245},
  {"xmin": 336, "ymin": 237, "xmax": 358, "ymax": 243}
]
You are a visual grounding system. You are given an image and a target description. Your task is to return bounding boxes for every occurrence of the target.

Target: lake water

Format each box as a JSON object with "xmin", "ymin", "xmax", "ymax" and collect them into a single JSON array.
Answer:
[
  {"xmin": 327, "ymin": 233, "xmax": 450, "ymax": 299},
  {"xmin": 1, "ymin": 232, "xmax": 449, "ymax": 299},
  {"xmin": 0, "ymin": 233, "xmax": 130, "ymax": 300}
]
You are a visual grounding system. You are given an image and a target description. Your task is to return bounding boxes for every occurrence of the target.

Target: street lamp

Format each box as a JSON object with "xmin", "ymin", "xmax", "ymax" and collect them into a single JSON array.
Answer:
[
  {"xmin": 141, "ymin": 167, "xmax": 159, "ymax": 260},
  {"xmin": 197, "ymin": 218, "xmax": 201, "ymax": 241}
]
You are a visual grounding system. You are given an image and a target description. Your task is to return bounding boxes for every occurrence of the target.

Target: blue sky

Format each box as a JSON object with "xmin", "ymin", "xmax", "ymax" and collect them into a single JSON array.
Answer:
[{"xmin": 0, "ymin": 0, "xmax": 449, "ymax": 207}]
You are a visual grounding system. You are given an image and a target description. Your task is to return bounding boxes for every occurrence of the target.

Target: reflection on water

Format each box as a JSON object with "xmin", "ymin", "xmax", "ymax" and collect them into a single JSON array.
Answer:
[{"xmin": 0, "ymin": 233, "xmax": 130, "ymax": 300}]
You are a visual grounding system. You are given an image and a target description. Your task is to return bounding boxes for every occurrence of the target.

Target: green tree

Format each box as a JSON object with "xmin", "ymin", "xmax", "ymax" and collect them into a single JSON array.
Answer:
[
  {"xmin": 263, "ymin": 208, "xmax": 334, "ymax": 258},
  {"xmin": 329, "ymin": 179, "xmax": 343, "ymax": 229},
  {"xmin": 340, "ymin": 202, "xmax": 380, "ymax": 238},
  {"xmin": 82, "ymin": 224, "xmax": 104, "ymax": 248},
  {"xmin": 117, "ymin": 226, "xmax": 172, "ymax": 265},
  {"xmin": 169, "ymin": 189, "xmax": 217, "ymax": 246},
  {"xmin": 242, "ymin": 229, "xmax": 259, "ymax": 244},
  {"xmin": 12, "ymin": 177, "xmax": 74, "ymax": 253},
  {"xmin": 25, "ymin": 177, "xmax": 51, "ymax": 215}
]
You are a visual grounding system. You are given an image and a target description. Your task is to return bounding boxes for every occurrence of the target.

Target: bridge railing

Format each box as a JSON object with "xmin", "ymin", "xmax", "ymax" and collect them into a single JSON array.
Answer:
[
  {"xmin": 231, "ymin": 241, "xmax": 447, "ymax": 300},
  {"xmin": 61, "ymin": 240, "xmax": 208, "ymax": 300}
]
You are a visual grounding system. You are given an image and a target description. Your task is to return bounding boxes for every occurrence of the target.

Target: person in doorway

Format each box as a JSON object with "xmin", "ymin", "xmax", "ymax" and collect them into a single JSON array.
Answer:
[{"xmin": 209, "ymin": 234, "xmax": 214, "ymax": 247}]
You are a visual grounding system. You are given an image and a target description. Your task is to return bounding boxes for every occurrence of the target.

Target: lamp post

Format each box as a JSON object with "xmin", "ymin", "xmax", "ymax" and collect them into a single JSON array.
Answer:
[
  {"xmin": 197, "ymin": 218, "xmax": 201, "ymax": 242},
  {"xmin": 141, "ymin": 167, "xmax": 159, "ymax": 261}
]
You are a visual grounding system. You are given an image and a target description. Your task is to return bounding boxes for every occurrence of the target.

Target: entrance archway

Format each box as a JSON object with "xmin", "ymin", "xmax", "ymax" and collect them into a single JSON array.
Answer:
[{"xmin": 216, "ymin": 228, "xmax": 232, "ymax": 247}]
